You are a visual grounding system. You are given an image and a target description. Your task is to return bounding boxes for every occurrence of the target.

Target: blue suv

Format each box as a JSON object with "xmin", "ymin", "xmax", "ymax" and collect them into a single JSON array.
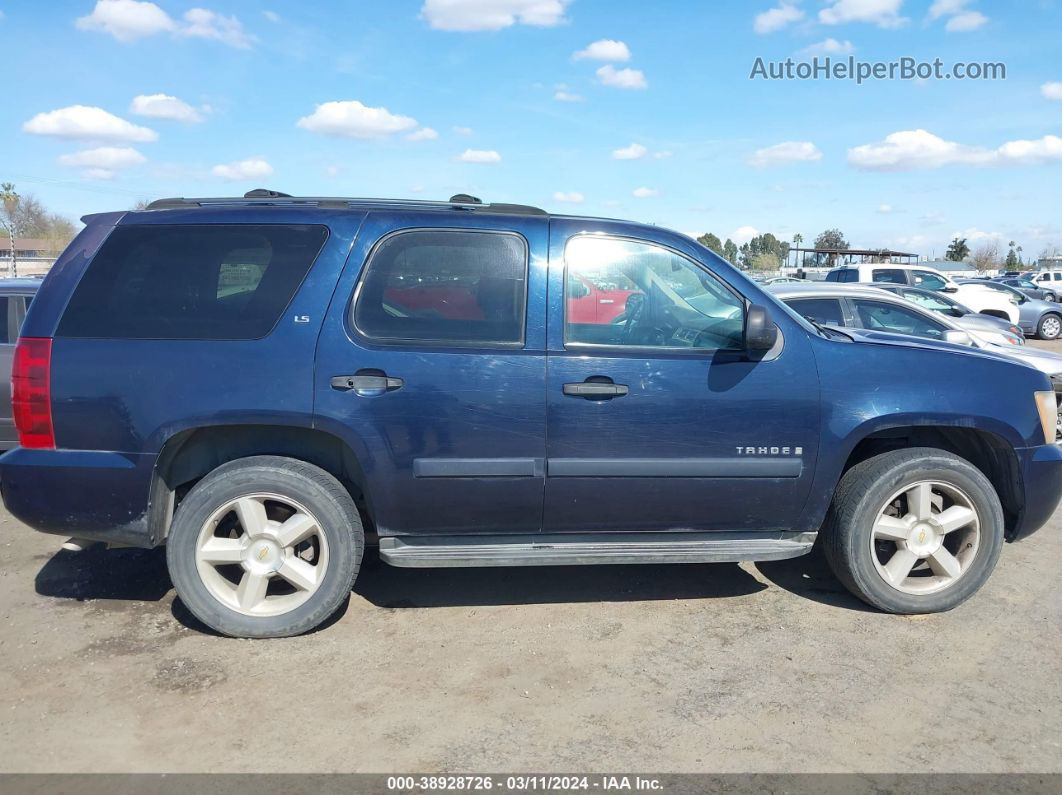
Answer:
[{"xmin": 3, "ymin": 191, "xmax": 1061, "ymax": 637}]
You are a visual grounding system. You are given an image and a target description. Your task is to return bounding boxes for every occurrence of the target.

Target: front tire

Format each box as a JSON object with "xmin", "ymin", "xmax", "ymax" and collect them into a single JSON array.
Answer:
[
  {"xmin": 167, "ymin": 456, "xmax": 363, "ymax": 638},
  {"xmin": 1037, "ymin": 313, "xmax": 1062, "ymax": 341},
  {"xmin": 823, "ymin": 448, "xmax": 1004, "ymax": 614}
]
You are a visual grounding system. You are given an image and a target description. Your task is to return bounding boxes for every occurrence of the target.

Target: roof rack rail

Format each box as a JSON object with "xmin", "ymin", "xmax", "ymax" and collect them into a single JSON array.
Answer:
[{"xmin": 143, "ymin": 194, "xmax": 547, "ymax": 216}]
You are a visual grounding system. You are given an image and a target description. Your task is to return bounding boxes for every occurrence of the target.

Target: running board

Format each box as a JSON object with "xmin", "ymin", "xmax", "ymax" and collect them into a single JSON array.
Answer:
[{"xmin": 378, "ymin": 532, "xmax": 816, "ymax": 568}]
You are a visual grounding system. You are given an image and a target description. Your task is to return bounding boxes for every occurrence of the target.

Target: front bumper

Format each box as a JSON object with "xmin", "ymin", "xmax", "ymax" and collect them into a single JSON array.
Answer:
[
  {"xmin": 0, "ymin": 448, "xmax": 159, "ymax": 548},
  {"xmin": 1012, "ymin": 442, "xmax": 1062, "ymax": 540}
]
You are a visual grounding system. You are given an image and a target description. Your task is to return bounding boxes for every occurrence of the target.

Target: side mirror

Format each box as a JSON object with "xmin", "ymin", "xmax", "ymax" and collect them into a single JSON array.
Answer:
[
  {"xmin": 943, "ymin": 329, "xmax": 973, "ymax": 346},
  {"xmin": 569, "ymin": 280, "xmax": 590, "ymax": 299},
  {"xmin": 942, "ymin": 285, "xmax": 958, "ymax": 293},
  {"xmin": 745, "ymin": 304, "xmax": 778, "ymax": 351}
]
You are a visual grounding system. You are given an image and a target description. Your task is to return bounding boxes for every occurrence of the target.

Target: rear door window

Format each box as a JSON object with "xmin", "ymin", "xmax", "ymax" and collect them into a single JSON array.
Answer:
[
  {"xmin": 852, "ymin": 299, "xmax": 946, "ymax": 340},
  {"xmin": 786, "ymin": 298, "xmax": 845, "ymax": 326},
  {"xmin": 912, "ymin": 270, "xmax": 948, "ymax": 290},
  {"xmin": 57, "ymin": 224, "xmax": 328, "ymax": 339},
  {"xmin": 871, "ymin": 269, "xmax": 907, "ymax": 285},
  {"xmin": 353, "ymin": 229, "xmax": 528, "ymax": 346}
]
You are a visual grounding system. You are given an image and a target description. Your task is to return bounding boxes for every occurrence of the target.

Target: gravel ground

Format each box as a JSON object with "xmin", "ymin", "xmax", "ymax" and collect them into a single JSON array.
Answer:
[{"xmin": 1, "ymin": 339, "xmax": 1060, "ymax": 774}]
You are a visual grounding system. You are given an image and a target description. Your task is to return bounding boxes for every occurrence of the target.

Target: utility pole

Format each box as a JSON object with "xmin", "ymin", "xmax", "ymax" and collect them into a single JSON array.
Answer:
[{"xmin": 1, "ymin": 183, "xmax": 19, "ymax": 278}]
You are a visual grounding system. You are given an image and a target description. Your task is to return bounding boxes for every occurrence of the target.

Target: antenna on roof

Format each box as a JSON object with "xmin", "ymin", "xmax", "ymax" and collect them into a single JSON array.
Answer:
[
  {"xmin": 244, "ymin": 188, "xmax": 292, "ymax": 199},
  {"xmin": 449, "ymin": 193, "xmax": 482, "ymax": 204}
]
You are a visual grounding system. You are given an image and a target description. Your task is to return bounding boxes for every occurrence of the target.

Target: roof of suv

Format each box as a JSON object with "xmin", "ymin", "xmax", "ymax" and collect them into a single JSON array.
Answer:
[{"xmin": 768, "ymin": 282, "xmax": 898, "ymax": 300}]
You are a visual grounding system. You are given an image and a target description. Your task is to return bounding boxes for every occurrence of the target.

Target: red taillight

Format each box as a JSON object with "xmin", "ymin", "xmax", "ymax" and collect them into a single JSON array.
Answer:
[{"xmin": 11, "ymin": 337, "xmax": 54, "ymax": 449}]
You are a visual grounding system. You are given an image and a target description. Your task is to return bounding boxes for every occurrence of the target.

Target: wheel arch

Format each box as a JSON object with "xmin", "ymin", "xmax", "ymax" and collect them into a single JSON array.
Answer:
[{"xmin": 149, "ymin": 424, "xmax": 374, "ymax": 542}]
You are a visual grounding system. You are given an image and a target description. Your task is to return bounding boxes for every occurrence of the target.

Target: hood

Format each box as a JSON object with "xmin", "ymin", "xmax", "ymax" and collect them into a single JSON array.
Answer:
[
  {"xmin": 986, "ymin": 342, "xmax": 1062, "ymax": 378},
  {"xmin": 825, "ymin": 325, "xmax": 1017, "ymax": 363}
]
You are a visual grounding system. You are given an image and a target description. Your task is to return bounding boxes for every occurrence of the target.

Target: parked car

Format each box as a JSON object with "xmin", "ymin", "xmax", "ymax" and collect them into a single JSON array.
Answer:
[
  {"xmin": 864, "ymin": 284, "xmax": 1025, "ymax": 347},
  {"xmin": 824, "ymin": 263, "xmax": 1019, "ymax": 324},
  {"xmin": 0, "ymin": 279, "xmax": 40, "ymax": 450},
  {"xmin": 994, "ymin": 276, "xmax": 1059, "ymax": 303},
  {"xmin": 771, "ymin": 282, "xmax": 1062, "ymax": 436},
  {"xmin": 957, "ymin": 279, "xmax": 1062, "ymax": 340},
  {"xmin": 1031, "ymin": 270, "xmax": 1062, "ymax": 288},
  {"xmin": 2, "ymin": 191, "xmax": 1061, "ymax": 638},
  {"xmin": 763, "ymin": 276, "xmax": 803, "ymax": 285}
]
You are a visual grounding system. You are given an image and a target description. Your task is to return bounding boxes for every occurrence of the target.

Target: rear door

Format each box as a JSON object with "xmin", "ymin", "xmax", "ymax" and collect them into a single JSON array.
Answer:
[
  {"xmin": 542, "ymin": 220, "xmax": 821, "ymax": 534},
  {"xmin": 313, "ymin": 211, "xmax": 548, "ymax": 537}
]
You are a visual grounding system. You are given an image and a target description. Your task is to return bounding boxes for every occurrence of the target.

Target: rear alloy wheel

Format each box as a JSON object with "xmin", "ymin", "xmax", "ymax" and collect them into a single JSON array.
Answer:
[
  {"xmin": 167, "ymin": 456, "xmax": 363, "ymax": 638},
  {"xmin": 824, "ymin": 448, "xmax": 1004, "ymax": 614},
  {"xmin": 1038, "ymin": 313, "xmax": 1062, "ymax": 340}
]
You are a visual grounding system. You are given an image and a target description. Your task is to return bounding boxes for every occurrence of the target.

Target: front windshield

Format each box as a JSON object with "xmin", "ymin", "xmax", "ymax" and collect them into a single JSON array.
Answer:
[{"xmin": 905, "ymin": 290, "xmax": 966, "ymax": 317}]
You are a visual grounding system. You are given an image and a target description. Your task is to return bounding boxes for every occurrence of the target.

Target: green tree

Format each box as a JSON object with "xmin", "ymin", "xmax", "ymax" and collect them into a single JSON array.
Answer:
[
  {"xmin": 0, "ymin": 184, "xmax": 77, "ymax": 276},
  {"xmin": 945, "ymin": 237, "xmax": 970, "ymax": 262},
  {"xmin": 739, "ymin": 233, "xmax": 789, "ymax": 271},
  {"xmin": 723, "ymin": 238, "xmax": 738, "ymax": 264},
  {"xmin": 696, "ymin": 232, "xmax": 724, "ymax": 256},
  {"xmin": 813, "ymin": 228, "xmax": 849, "ymax": 251},
  {"xmin": 1005, "ymin": 241, "xmax": 1019, "ymax": 269},
  {"xmin": 0, "ymin": 183, "xmax": 21, "ymax": 276}
]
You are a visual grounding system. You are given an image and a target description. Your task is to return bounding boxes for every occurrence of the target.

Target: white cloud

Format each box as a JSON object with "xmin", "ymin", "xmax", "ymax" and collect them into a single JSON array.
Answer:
[
  {"xmin": 797, "ymin": 38, "xmax": 855, "ymax": 57},
  {"xmin": 76, "ymin": 1, "xmax": 254, "ymax": 47},
  {"xmin": 653, "ymin": 151, "xmax": 673, "ymax": 159},
  {"xmin": 325, "ymin": 164, "xmax": 341, "ymax": 177},
  {"xmin": 23, "ymin": 105, "xmax": 158, "ymax": 143},
  {"xmin": 179, "ymin": 8, "xmax": 255, "ymax": 48},
  {"xmin": 573, "ymin": 39, "xmax": 631, "ymax": 62},
  {"xmin": 420, "ymin": 0, "xmax": 570, "ymax": 31},
  {"xmin": 877, "ymin": 203, "xmax": 893, "ymax": 213},
  {"xmin": 76, "ymin": 0, "xmax": 175, "ymax": 42},
  {"xmin": 296, "ymin": 100, "xmax": 418, "ymax": 139},
  {"xmin": 748, "ymin": 140, "xmax": 823, "ymax": 167},
  {"xmin": 928, "ymin": 0, "xmax": 965, "ymax": 19},
  {"xmin": 406, "ymin": 127, "xmax": 439, "ymax": 141},
  {"xmin": 212, "ymin": 157, "xmax": 274, "ymax": 180},
  {"xmin": 819, "ymin": 0, "xmax": 908, "ymax": 29},
  {"xmin": 945, "ymin": 11, "xmax": 987, "ymax": 31},
  {"xmin": 753, "ymin": 2, "xmax": 804, "ymax": 34},
  {"xmin": 596, "ymin": 64, "xmax": 647, "ymax": 90},
  {"xmin": 632, "ymin": 187, "xmax": 658, "ymax": 198},
  {"xmin": 130, "ymin": 93, "xmax": 203, "ymax": 123},
  {"xmin": 553, "ymin": 191, "xmax": 584, "ymax": 203},
  {"xmin": 734, "ymin": 226, "xmax": 760, "ymax": 244},
  {"xmin": 453, "ymin": 126, "xmax": 474, "ymax": 135},
  {"xmin": 1042, "ymin": 82, "xmax": 1062, "ymax": 101},
  {"xmin": 848, "ymin": 129, "xmax": 1062, "ymax": 170},
  {"xmin": 457, "ymin": 149, "xmax": 501, "ymax": 163},
  {"xmin": 952, "ymin": 226, "xmax": 1002, "ymax": 243},
  {"xmin": 263, "ymin": 10, "xmax": 280, "ymax": 22},
  {"xmin": 612, "ymin": 143, "xmax": 648, "ymax": 160},
  {"xmin": 58, "ymin": 146, "xmax": 146, "ymax": 179},
  {"xmin": 554, "ymin": 89, "xmax": 584, "ymax": 102}
]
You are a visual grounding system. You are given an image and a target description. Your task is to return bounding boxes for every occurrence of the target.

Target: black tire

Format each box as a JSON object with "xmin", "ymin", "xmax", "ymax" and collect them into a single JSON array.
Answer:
[
  {"xmin": 166, "ymin": 456, "xmax": 363, "ymax": 638},
  {"xmin": 823, "ymin": 448, "xmax": 1004, "ymax": 614},
  {"xmin": 1036, "ymin": 313, "xmax": 1062, "ymax": 341}
]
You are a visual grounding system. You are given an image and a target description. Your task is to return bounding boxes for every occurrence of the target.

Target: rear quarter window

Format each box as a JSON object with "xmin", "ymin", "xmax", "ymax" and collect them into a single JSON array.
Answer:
[{"xmin": 57, "ymin": 224, "xmax": 328, "ymax": 340}]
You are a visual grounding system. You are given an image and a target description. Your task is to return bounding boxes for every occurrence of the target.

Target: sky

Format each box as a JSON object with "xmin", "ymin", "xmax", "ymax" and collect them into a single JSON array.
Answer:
[{"xmin": 3, "ymin": 0, "xmax": 1061, "ymax": 259}]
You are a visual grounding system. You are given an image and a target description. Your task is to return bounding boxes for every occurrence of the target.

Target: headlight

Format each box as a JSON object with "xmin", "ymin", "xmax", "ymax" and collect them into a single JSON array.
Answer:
[{"xmin": 1034, "ymin": 390, "xmax": 1058, "ymax": 444}]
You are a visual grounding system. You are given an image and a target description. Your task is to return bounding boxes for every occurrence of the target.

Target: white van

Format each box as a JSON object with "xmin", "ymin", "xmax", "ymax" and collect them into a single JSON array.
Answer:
[{"xmin": 824, "ymin": 263, "xmax": 1019, "ymax": 324}]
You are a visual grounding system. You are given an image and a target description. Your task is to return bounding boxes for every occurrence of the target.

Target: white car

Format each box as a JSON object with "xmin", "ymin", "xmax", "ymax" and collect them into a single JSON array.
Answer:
[{"xmin": 824, "ymin": 263, "xmax": 1020, "ymax": 324}]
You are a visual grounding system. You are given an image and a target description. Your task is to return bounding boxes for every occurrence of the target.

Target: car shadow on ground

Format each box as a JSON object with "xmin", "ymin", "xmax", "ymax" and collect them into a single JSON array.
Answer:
[{"xmin": 32, "ymin": 542, "xmax": 873, "ymax": 627}]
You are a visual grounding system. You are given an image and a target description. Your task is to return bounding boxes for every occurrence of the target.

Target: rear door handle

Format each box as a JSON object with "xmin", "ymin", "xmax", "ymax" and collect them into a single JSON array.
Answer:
[
  {"xmin": 562, "ymin": 381, "xmax": 629, "ymax": 399},
  {"xmin": 331, "ymin": 370, "xmax": 404, "ymax": 395}
]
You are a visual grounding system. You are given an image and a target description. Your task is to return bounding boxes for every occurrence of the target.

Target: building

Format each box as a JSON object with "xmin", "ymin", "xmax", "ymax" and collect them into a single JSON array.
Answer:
[
  {"xmin": 1038, "ymin": 255, "xmax": 1062, "ymax": 270},
  {"xmin": 0, "ymin": 238, "xmax": 59, "ymax": 277}
]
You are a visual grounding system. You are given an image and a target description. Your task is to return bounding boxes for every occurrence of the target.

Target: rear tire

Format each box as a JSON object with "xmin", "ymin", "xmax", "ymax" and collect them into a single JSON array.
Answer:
[
  {"xmin": 823, "ymin": 448, "xmax": 1003, "ymax": 614},
  {"xmin": 166, "ymin": 456, "xmax": 363, "ymax": 638},
  {"xmin": 1037, "ymin": 313, "xmax": 1062, "ymax": 341}
]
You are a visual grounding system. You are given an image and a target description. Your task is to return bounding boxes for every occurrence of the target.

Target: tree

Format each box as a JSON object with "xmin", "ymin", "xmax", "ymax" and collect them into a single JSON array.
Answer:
[
  {"xmin": 1005, "ymin": 241, "xmax": 1019, "ymax": 269},
  {"xmin": 0, "ymin": 183, "xmax": 21, "ymax": 276},
  {"xmin": 945, "ymin": 237, "xmax": 970, "ymax": 262},
  {"xmin": 723, "ymin": 238, "xmax": 738, "ymax": 264},
  {"xmin": 813, "ymin": 228, "xmax": 849, "ymax": 251},
  {"xmin": 739, "ymin": 233, "xmax": 788, "ymax": 271},
  {"xmin": 696, "ymin": 232, "xmax": 724, "ymax": 256},
  {"xmin": 792, "ymin": 233, "xmax": 803, "ymax": 267},
  {"xmin": 971, "ymin": 241, "xmax": 1001, "ymax": 274},
  {"xmin": 748, "ymin": 252, "xmax": 780, "ymax": 272}
]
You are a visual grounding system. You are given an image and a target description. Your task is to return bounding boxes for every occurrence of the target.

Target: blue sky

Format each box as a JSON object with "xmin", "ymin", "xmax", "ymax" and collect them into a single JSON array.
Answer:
[{"xmin": 3, "ymin": 0, "xmax": 1061, "ymax": 259}]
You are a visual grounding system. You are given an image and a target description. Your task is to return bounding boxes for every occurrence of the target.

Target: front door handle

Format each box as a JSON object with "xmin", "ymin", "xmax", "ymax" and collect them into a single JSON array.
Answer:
[
  {"xmin": 562, "ymin": 380, "xmax": 629, "ymax": 399},
  {"xmin": 331, "ymin": 370, "xmax": 404, "ymax": 395}
]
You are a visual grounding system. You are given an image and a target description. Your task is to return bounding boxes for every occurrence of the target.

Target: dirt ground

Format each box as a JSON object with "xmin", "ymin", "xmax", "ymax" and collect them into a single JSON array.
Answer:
[{"xmin": 1, "ymin": 338, "xmax": 1060, "ymax": 774}]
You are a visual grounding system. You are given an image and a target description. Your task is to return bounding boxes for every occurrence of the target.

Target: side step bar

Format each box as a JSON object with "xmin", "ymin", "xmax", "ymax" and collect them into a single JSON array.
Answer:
[{"xmin": 379, "ymin": 532, "xmax": 816, "ymax": 568}]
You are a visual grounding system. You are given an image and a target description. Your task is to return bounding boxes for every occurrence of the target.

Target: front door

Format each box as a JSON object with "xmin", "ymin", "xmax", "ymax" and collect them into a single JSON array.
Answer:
[
  {"xmin": 314, "ymin": 213, "xmax": 548, "ymax": 537},
  {"xmin": 543, "ymin": 222, "xmax": 820, "ymax": 533}
]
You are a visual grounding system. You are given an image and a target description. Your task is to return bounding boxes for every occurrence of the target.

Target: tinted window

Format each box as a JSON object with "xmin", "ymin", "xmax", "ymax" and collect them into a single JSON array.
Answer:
[
  {"xmin": 912, "ymin": 270, "xmax": 948, "ymax": 290},
  {"xmin": 354, "ymin": 230, "xmax": 527, "ymax": 345},
  {"xmin": 903, "ymin": 290, "xmax": 963, "ymax": 317},
  {"xmin": 58, "ymin": 224, "xmax": 328, "ymax": 340},
  {"xmin": 786, "ymin": 298, "xmax": 844, "ymax": 326},
  {"xmin": 0, "ymin": 297, "xmax": 9, "ymax": 344},
  {"xmin": 871, "ymin": 269, "xmax": 907, "ymax": 285},
  {"xmin": 825, "ymin": 269, "xmax": 856, "ymax": 283},
  {"xmin": 852, "ymin": 299, "xmax": 946, "ymax": 340},
  {"xmin": 564, "ymin": 236, "xmax": 744, "ymax": 350}
]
